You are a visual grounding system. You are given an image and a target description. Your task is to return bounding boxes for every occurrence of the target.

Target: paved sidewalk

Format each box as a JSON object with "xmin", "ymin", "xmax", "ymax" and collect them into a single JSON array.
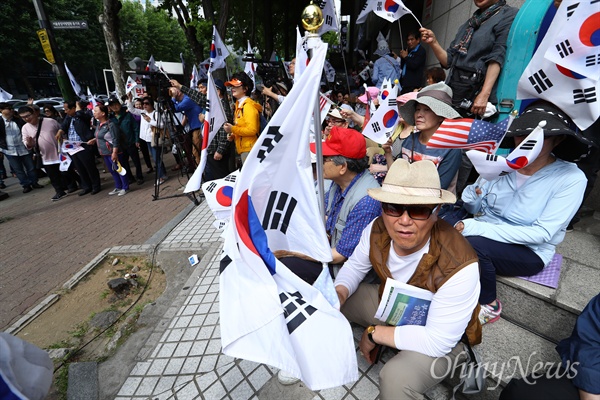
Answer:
[{"xmin": 114, "ymin": 201, "xmax": 399, "ymax": 400}]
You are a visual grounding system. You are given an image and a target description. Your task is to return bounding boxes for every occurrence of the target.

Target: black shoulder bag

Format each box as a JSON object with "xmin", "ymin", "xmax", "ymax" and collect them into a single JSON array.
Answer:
[{"xmin": 33, "ymin": 117, "xmax": 44, "ymax": 169}]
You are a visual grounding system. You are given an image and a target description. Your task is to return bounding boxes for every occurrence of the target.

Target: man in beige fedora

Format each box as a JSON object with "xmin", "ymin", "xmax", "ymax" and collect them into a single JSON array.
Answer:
[{"xmin": 334, "ymin": 159, "xmax": 481, "ymax": 400}]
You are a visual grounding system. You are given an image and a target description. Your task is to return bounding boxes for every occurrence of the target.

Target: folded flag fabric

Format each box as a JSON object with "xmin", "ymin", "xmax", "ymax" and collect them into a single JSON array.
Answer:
[{"xmin": 427, "ymin": 117, "xmax": 511, "ymax": 154}]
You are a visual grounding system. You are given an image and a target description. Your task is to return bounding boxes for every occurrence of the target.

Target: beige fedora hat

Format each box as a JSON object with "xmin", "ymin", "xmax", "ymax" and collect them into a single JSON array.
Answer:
[
  {"xmin": 368, "ymin": 159, "xmax": 456, "ymax": 205},
  {"xmin": 399, "ymin": 82, "xmax": 461, "ymax": 126}
]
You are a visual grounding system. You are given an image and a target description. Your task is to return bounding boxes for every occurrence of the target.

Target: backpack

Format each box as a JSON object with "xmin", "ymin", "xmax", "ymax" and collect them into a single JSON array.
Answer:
[{"xmin": 258, "ymin": 113, "xmax": 268, "ymax": 136}]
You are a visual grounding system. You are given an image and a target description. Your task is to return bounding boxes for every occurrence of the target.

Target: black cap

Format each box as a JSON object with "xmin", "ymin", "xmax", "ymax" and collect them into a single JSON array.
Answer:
[
  {"xmin": 107, "ymin": 96, "xmax": 120, "ymax": 104},
  {"xmin": 0, "ymin": 102, "xmax": 11, "ymax": 110}
]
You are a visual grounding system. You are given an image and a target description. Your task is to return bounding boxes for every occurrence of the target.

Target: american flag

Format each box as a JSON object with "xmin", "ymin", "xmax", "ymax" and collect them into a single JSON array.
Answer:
[{"xmin": 427, "ymin": 117, "xmax": 511, "ymax": 154}]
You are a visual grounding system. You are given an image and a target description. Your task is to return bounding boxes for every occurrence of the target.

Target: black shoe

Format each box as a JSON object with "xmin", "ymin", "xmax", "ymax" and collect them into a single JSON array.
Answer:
[
  {"xmin": 566, "ymin": 223, "xmax": 574, "ymax": 233},
  {"xmin": 67, "ymin": 187, "xmax": 78, "ymax": 194},
  {"xmin": 136, "ymin": 178, "xmax": 144, "ymax": 185},
  {"xmin": 0, "ymin": 191, "xmax": 9, "ymax": 201},
  {"xmin": 0, "ymin": 183, "xmax": 6, "ymax": 189},
  {"xmin": 91, "ymin": 188, "xmax": 101, "ymax": 195},
  {"xmin": 23, "ymin": 186, "xmax": 33, "ymax": 193},
  {"xmin": 146, "ymin": 168, "xmax": 154, "ymax": 175},
  {"xmin": 51, "ymin": 192, "xmax": 68, "ymax": 201},
  {"xmin": 78, "ymin": 189, "xmax": 92, "ymax": 196},
  {"xmin": 31, "ymin": 183, "xmax": 44, "ymax": 189}
]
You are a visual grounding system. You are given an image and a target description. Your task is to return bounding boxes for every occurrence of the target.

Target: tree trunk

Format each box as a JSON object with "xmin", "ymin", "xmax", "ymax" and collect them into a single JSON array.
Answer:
[
  {"xmin": 263, "ymin": 0, "xmax": 274, "ymax": 59},
  {"xmin": 99, "ymin": 0, "xmax": 127, "ymax": 98}
]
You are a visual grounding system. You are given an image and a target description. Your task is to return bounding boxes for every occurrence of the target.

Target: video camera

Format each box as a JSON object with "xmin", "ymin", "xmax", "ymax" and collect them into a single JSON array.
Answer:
[{"xmin": 242, "ymin": 57, "xmax": 290, "ymax": 89}]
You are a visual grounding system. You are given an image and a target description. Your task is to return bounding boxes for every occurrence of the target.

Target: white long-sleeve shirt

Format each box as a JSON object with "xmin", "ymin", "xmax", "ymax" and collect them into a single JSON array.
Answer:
[{"xmin": 335, "ymin": 220, "xmax": 480, "ymax": 357}]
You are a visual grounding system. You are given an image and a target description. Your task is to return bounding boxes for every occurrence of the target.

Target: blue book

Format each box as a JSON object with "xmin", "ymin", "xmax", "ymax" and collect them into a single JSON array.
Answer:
[{"xmin": 374, "ymin": 278, "xmax": 433, "ymax": 326}]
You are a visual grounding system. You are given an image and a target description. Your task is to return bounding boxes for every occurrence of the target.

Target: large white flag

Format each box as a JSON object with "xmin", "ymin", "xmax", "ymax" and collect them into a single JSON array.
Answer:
[
  {"xmin": 362, "ymin": 83, "xmax": 399, "ymax": 144},
  {"xmin": 0, "ymin": 86, "xmax": 13, "ymax": 101},
  {"xmin": 294, "ymin": 27, "xmax": 309, "ymax": 84},
  {"xmin": 357, "ymin": 0, "xmax": 375, "ymax": 24},
  {"xmin": 190, "ymin": 64, "xmax": 199, "ymax": 89},
  {"xmin": 64, "ymin": 62, "xmax": 84, "ymax": 98},
  {"xmin": 544, "ymin": 0, "xmax": 600, "ymax": 81},
  {"xmin": 198, "ymin": 60, "xmax": 209, "ymax": 81},
  {"xmin": 125, "ymin": 76, "xmax": 138, "ymax": 95},
  {"xmin": 209, "ymin": 25, "xmax": 230, "ymax": 71},
  {"xmin": 317, "ymin": 0, "xmax": 339, "ymax": 35},
  {"xmin": 517, "ymin": 1, "xmax": 599, "ymax": 130},
  {"xmin": 220, "ymin": 41, "xmax": 358, "ymax": 390},
  {"xmin": 87, "ymin": 87, "xmax": 97, "ymax": 108},
  {"xmin": 467, "ymin": 123, "xmax": 544, "ymax": 181},
  {"xmin": 184, "ymin": 73, "xmax": 227, "ymax": 193},
  {"xmin": 146, "ymin": 55, "xmax": 157, "ymax": 72},
  {"xmin": 374, "ymin": 0, "xmax": 411, "ymax": 22},
  {"xmin": 244, "ymin": 41, "xmax": 257, "ymax": 86}
]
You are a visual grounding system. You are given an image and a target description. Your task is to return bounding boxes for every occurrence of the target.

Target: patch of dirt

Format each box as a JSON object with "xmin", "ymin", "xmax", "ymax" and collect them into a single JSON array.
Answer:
[{"xmin": 16, "ymin": 254, "xmax": 166, "ymax": 356}]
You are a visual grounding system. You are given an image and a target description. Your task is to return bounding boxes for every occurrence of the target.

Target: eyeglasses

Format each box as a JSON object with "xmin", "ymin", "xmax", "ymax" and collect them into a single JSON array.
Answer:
[
  {"xmin": 381, "ymin": 203, "xmax": 438, "ymax": 220},
  {"xmin": 20, "ymin": 114, "xmax": 33, "ymax": 120}
]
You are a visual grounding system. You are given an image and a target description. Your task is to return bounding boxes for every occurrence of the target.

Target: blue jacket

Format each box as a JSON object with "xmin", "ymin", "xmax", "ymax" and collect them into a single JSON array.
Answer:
[
  {"xmin": 461, "ymin": 159, "xmax": 586, "ymax": 265},
  {"xmin": 372, "ymin": 54, "xmax": 401, "ymax": 89},
  {"xmin": 556, "ymin": 293, "xmax": 600, "ymax": 394},
  {"xmin": 173, "ymin": 94, "xmax": 202, "ymax": 131}
]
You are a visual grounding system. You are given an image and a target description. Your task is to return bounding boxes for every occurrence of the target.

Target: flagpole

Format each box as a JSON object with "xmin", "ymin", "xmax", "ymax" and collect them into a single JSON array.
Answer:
[
  {"xmin": 397, "ymin": 20, "xmax": 405, "ymax": 51},
  {"xmin": 303, "ymin": 3, "xmax": 326, "ymax": 222}
]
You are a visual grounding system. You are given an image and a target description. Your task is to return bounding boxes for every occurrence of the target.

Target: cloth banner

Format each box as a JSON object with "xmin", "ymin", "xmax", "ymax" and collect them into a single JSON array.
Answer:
[
  {"xmin": 427, "ymin": 116, "xmax": 512, "ymax": 154},
  {"xmin": 220, "ymin": 40, "xmax": 358, "ymax": 390},
  {"xmin": 317, "ymin": 0, "xmax": 339, "ymax": 36},
  {"xmin": 210, "ymin": 25, "xmax": 230, "ymax": 71}
]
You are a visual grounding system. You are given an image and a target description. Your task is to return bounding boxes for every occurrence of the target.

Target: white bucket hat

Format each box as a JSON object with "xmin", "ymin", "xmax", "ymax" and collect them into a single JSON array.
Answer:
[
  {"xmin": 368, "ymin": 159, "xmax": 456, "ymax": 205},
  {"xmin": 399, "ymin": 82, "xmax": 461, "ymax": 126}
]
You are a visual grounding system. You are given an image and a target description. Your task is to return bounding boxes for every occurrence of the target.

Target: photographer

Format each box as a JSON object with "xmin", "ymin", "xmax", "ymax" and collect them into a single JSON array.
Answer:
[
  {"xmin": 419, "ymin": 0, "xmax": 517, "ymax": 117},
  {"xmin": 168, "ymin": 87, "xmax": 202, "ymax": 168}
]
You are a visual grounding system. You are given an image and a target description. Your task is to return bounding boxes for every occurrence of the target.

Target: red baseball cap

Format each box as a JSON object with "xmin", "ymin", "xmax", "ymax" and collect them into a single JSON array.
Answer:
[{"xmin": 310, "ymin": 126, "xmax": 366, "ymax": 159}]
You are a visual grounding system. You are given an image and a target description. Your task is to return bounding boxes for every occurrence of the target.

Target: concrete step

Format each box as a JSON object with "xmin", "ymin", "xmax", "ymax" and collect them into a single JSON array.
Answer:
[{"xmin": 494, "ymin": 212, "xmax": 600, "ymax": 342}]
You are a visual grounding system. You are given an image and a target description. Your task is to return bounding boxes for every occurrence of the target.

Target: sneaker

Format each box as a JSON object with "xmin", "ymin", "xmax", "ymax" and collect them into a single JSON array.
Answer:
[
  {"xmin": 277, "ymin": 370, "xmax": 300, "ymax": 385},
  {"xmin": 155, "ymin": 176, "xmax": 168, "ymax": 186},
  {"xmin": 136, "ymin": 178, "xmax": 144, "ymax": 185},
  {"xmin": 67, "ymin": 187, "xmax": 79, "ymax": 194},
  {"xmin": 23, "ymin": 186, "xmax": 33, "ymax": 193},
  {"xmin": 108, "ymin": 188, "xmax": 120, "ymax": 196},
  {"xmin": 32, "ymin": 183, "xmax": 44, "ymax": 189},
  {"xmin": 117, "ymin": 189, "xmax": 128, "ymax": 196},
  {"xmin": 479, "ymin": 299, "xmax": 502, "ymax": 325},
  {"xmin": 51, "ymin": 192, "xmax": 68, "ymax": 201},
  {"xmin": 566, "ymin": 223, "xmax": 574, "ymax": 233}
]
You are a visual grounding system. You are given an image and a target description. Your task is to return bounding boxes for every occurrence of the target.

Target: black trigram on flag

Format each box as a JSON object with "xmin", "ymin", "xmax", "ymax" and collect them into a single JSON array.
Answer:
[
  {"xmin": 499, "ymin": 171, "xmax": 511, "ymax": 176},
  {"xmin": 376, "ymin": 1, "xmax": 383, "ymax": 11},
  {"xmin": 556, "ymin": 40, "xmax": 573, "ymax": 58},
  {"xmin": 224, "ymin": 174, "xmax": 236, "ymax": 183},
  {"xmin": 317, "ymin": 0, "xmax": 326, "ymax": 8},
  {"xmin": 205, "ymin": 99, "xmax": 211, "ymax": 113},
  {"xmin": 325, "ymin": 15, "xmax": 333, "ymax": 26},
  {"xmin": 361, "ymin": 1, "xmax": 369, "ymax": 11},
  {"xmin": 209, "ymin": 117, "xmax": 215, "ymax": 132},
  {"xmin": 485, "ymin": 154, "xmax": 498, "ymax": 162},
  {"xmin": 519, "ymin": 139, "xmax": 538, "ymax": 150},
  {"xmin": 585, "ymin": 54, "xmax": 600, "ymax": 67},
  {"xmin": 262, "ymin": 191, "xmax": 297, "ymax": 234},
  {"xmin": 573, "ymin": 87, "xmax": 597, "ymax": 104},
  {"xmin": 566, "ymin": 3, "xmax": 579, "ymax": 18},
  {"xmin": 219, "ymin": 254, "xmax": 232, "ymax": 274},
  {"xmin": 257, "ymin": 126, "xmax": 283, "ymax": 162},
  {"xmin": 279, "ymin": 291, "xmax": 317, "ymax": 334},
  {"xmin": 217, "ymin": 49, "xmax": 222, "ymax": 57},
  {"xmin": 388, "ymin": 99, "xmax": 397, "ymax": 107},
  {"xmin": 372, "ymin": 121, "xmax": 381, "ymax": 132},
  {"xmin": 205, "ymin": 182, "xmax": 217, "ymax": 193},
  {"xmin": 528, "ymin": 69, "xmax": 553, "ymax": 94}
]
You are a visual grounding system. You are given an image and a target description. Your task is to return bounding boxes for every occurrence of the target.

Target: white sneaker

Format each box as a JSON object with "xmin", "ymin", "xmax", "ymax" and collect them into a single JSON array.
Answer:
[
  {"xmin": 117, "ymin": 189, "xmax": 128, "ymax": 196},
  {"xmin": 277, "ymin": 370, "xmax": 300, "ymax": 385},
  {"xmin": 108, "ymin": 188, "xmax": 120, "ymax": 196}
]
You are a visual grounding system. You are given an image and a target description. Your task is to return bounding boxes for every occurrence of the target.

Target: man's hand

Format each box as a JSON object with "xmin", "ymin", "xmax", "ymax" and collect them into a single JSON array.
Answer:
[
  {"xmin": 455, "ymin": 221, "xmax": 465, "ymax": 233},
  {"xmin": 470, "ymin": 92, "xmax": 490, "ymax": 116},
  {"xmin": 335, "ymin": 285, "xmax": 349, "ymax": 307},
  {"xmin": 55, "ymin": 130, "xmax": 64, "ymax": 142},
  {"xmin": 419, "ymin": 28, "xmax": 438, "ymax": 46},
  {"xmin": 198, "ymin": 113, "xmax": 205, "ymax": 124},
  {"xmin": 399, "ymin": 49, "xmax": 408, "ymax": 59},
  {"xmin": 359, "ymin": 328, "xmax": 378, "ymax": 364},
  {"xmin": 223, "ymin": 123, "xmax": 233, "ymax": 135},
  {"xmin": 169, "ymin": 79, "xmax": 182, "ymax": 89},
  {"xmin": 214, "ymin": 152, "xmax": 223, "ymax": 161}
]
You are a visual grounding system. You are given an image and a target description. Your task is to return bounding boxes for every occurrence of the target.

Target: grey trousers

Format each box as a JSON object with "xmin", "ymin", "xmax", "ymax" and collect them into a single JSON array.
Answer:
[{"xmin": 341, "ymin": 283, "xmax": 467, "ymax": 400}]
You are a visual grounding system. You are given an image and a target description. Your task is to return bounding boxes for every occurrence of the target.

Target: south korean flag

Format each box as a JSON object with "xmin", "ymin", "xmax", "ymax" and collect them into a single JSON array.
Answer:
[
  {"xmin": 517, "ymin": 0, "xmax": 599, "ymax": 130},
  {"xmin": 317, "ymin": 0, "xmax": 339, "ymax": 36}
]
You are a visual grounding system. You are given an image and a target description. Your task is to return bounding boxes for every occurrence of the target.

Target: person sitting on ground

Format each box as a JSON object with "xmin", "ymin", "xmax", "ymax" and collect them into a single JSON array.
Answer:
[
  {"xmin": 223, "ymin": 72, "xmax": 263, "ymax": 165},
  {"xmin": 398, "ymin": 82, "xmax": 462, "ymax": 192},
  {"xmin": 456, "ymin": 102, "xmax": 589, "ymax": 325},
  {"xmin": 500, "ymin": 292, "xmax": 600, "ymax": 400},
  {"xmin": 88, "ymin": 103, "xmax": 129, "ymax": 196},
  {"xmin": 310, "ymin": 126, "xmax": 381, "ymax": 274},
  {"xmin": 335, "ymin": 159, "xmax": 481, "ymax": 400}
]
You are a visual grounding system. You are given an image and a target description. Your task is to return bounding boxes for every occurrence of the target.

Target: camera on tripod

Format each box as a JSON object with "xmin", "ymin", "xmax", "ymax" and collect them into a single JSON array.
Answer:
[{"xmin": 242, "ymin": 57, "xmax": 289, "ymax": 88}]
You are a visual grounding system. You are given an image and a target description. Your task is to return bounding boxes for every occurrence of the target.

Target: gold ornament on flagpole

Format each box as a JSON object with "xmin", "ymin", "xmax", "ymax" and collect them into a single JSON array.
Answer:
[{"xmin": 301, "ymin": 1, "xmax": 324, "ymax": 33}]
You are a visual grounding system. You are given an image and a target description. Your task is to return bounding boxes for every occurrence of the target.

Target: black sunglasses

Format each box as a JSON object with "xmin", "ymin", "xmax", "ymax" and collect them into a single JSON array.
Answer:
[{"xmin": 381, "ymin": 203, "xmax": 438, "ymax": 220}]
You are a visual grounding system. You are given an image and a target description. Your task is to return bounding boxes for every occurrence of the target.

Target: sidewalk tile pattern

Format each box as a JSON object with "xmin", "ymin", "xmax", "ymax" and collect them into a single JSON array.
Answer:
[{"xmin": 116, "ymin": 201, "xmax": 393, "ymax": 400}]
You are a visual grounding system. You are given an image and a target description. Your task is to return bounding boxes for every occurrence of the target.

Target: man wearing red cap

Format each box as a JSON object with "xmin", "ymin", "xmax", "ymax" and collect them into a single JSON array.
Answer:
[{"xmin": 311, "ymin": 126, "xmax": 381, "ymax": 271}]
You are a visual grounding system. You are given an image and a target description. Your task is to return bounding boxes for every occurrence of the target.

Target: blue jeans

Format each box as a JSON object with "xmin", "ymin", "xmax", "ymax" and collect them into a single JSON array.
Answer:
[
  {"xmin": 147, "ymin": 143, "xmax": 166, "ymax": 179},
  {"xmin": 103, "ymin": 154, "xmax": 129, "ymax": 191},
  {"xmin": 6, "ymin": 153, "xmax": 38, "ymax": 187}
]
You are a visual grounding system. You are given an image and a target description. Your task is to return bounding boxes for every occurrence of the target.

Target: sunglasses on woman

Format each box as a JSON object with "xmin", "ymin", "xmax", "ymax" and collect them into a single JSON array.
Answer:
[{"xmin": 381, "ymin": 203, "xmax": 438, "ymax": 220}]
